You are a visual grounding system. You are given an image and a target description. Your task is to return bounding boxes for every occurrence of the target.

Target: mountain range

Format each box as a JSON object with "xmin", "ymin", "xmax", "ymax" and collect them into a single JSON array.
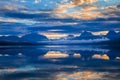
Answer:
[
  {"xmin": 0, "ymin": 31, "xmax": 120, "ymax": 45},
  {"xmin": 60, "ymin": 31, "xmax": 120, "ymax": 40},
  {"xmin": 0, "ymin": 33, "xmax": 48, "ymax": 44}
]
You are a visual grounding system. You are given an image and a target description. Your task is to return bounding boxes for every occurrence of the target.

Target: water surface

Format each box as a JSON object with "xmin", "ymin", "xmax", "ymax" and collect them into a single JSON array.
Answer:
[{"xmin": 0, "ymin": 45, "xmax": 120, "ymax": 80}]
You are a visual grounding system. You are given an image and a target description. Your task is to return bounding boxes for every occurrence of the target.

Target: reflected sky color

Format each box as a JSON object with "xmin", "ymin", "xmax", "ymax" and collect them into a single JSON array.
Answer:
[
  {"xmin": 54, "ymin": 71, "xmax": 109, "ymax": 80},
  {"xmin": 92, "ymin": 54, "xmax": 110, "ymax": 60},
  {"xmin": 0, "ymin": 45, "xmax": 120, "ymax": 80}
]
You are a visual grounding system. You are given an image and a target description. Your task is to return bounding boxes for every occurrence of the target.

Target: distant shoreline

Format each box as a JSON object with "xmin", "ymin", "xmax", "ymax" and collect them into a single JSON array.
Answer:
[{"xmin": 0, "ymin": 40, "xmax": 120, "ymax": 47}]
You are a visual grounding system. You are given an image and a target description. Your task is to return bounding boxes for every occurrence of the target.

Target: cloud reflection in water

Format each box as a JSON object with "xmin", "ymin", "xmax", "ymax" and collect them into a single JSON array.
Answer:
[
  {"xmin": 0, "ymin": 45, "xmax": 120, "ymax": 80},
  {"xmin": 54, "ymin": 71, "xmax": 120, "ymax": 80}
]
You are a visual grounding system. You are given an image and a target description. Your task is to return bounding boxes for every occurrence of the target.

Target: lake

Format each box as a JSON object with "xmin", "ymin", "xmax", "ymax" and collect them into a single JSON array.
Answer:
[{"xmin": 0, "ymin": 45, "xmax": 120, "ymax": 80}]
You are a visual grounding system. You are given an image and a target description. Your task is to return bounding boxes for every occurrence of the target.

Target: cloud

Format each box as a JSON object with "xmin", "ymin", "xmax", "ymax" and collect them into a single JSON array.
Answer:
[
  {"xmin": 73, "ymin": 53, "xmax": 81, "ymax": 57},
  {"xmin": 72, "ymin": 0, "xmax": 97, "ymax": 5},
  {"xmin": 0, "ymin": 4, "xmax": 26, "ymax": 11},
  {"xmin": 104, "ymin": 0, "xmax": 109, "ymax": 2},
  {"xmin": 53, "ymin": 0, "xmax": 104, "ymax": 20},
  {"xmin": 92, "ymin": 31, "xmax": 109, "ymax": 35},
  {"xmin": 92, "ymin": 54, "xmax": 110, "ymax": 60},
  {"xmin": 116, "ymin": 57, "xmax": 120, "ymax": 60},
  {"xmin": 53, "ymin": 0, "xmax": 120, "ymax": 20},
  {"xmin": 54, "ymin": 70, "xmax": 120, "ymax": 80},
  {"xmin": 54, "ymin": 10, "xmax": 104, "ymax": 20},
  {"xmin": 0, "ymin": 17, "xmax": 38, "ymax": 25},
  {"xmin": 40, "ymin": 33, "xmax": 69, "ymax": 39},
  {"xmin": 54, "ymin": 71, "xmax": 107, "ymax": 80},
  {"xmin": 0, "ymin": 17, "xmax": 17, "ymax": 23},
  {"xmin": 102, "ymin": 6, "xmax": 120, "ymax": 18},
  {"xmin": 43, "ymin": 51, "xmax": 69, "ymax": 58},
  {"xmin": 35, "ymin": 21, "xmax": 78, "ymax": 27},
  {"xmin": 20, "ymin": 0, "xmax": 26, "ymax": 3},
  {"xmin": 34, "ymin": 0, "xmax": 41, "ymax": 4},
  {"xmin": 0, "ymin": 0, "xmax": 120, "ymax": 35}
]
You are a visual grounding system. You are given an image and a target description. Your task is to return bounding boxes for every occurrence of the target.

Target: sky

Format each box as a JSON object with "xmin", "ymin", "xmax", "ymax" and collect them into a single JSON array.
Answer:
[{"xmin": 0, "ymin": 0, "xmax": 120, "ymax": 39}]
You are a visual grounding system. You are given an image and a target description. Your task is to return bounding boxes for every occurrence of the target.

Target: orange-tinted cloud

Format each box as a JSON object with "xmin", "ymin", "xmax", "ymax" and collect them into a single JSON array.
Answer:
[
  {"xmin": 73, "ymin": 53, "xmax": 81, "ymax": 57},
  {"xmin": 72, "ymin": 0, "xmax": 97, "ymax": 5},
  {"xmin": 92, "ymin": 31, "xmax": 109, "ymax": 35},
  {"xmin": 40, "ymin": 33, "xmax": 68, "ymax": 39},
  {"xmin": 92, "ymin": 54, "xmax": 110, "ymax": 60},
  {"xmin": 53, "ymin": 0, "xmax": 105, "ymax": 20},
  {"xmin": 53, "ymin": 0, "xmax": 120, "ymax": 20},
  {"xmin": 44, "ymin": 51, "xmax": 69, "ymax": 58},
  {"xmin": 55, "ymin": 71, "xmax": 106, "ymax": 80}
]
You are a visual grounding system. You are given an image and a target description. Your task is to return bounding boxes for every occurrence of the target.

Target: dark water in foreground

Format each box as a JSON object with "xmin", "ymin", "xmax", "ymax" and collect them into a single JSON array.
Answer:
[{"xmin": 0, "ymin": 45, "xmax": 120, "ymax": 80}]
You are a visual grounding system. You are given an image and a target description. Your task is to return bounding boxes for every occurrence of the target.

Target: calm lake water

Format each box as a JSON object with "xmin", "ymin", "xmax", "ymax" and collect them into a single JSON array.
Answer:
[{"xmin": 0, "ymin": 45, "xmax": 120, "ymax": 80}]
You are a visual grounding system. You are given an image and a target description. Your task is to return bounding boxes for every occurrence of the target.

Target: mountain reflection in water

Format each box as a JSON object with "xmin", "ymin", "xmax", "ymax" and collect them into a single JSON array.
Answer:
[{"xmin": 0, "ymin": 45, "xmax": 120, "ymax": 80}]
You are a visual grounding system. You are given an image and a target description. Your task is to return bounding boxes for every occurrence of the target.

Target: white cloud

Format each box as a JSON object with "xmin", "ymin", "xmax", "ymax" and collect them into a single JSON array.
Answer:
[
  {"xmin": 34, "ymin": 0, "xmax": 41, "ymax": 4},
  {"xmin": 21, "ymin": 0, "xmax": 26, "ymax": 3},
  {"xmin": 0, "ymin": 17, "xmax": 38, "ymax": 25},
  {"xmin": 116, "ymin": 57, "xmax": 120, "ymax": 60}
]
